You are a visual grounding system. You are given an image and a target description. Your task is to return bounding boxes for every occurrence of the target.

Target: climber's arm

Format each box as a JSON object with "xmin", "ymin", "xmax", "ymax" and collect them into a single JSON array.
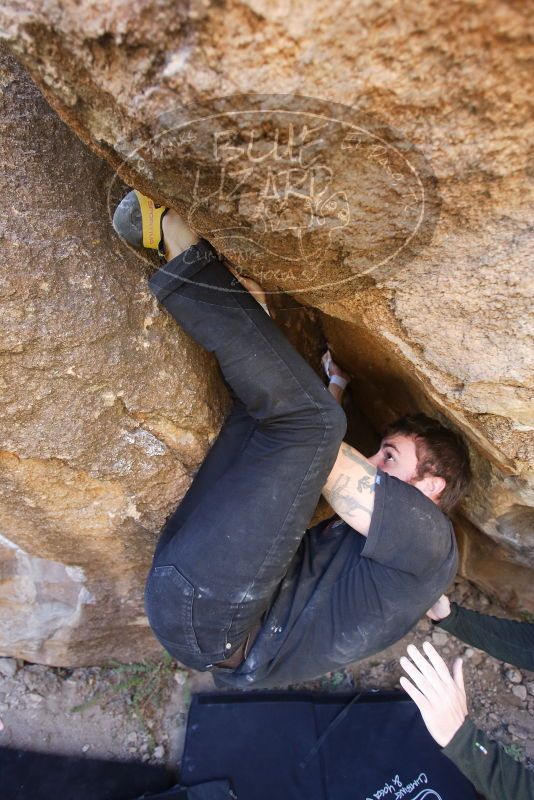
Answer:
[{"xmin": 321, "ymin": 442, "xmax": 377, "ymax": 537}]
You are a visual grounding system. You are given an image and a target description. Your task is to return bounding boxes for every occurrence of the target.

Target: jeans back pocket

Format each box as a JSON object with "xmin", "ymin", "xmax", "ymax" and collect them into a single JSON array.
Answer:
[{"xmin": 144, "ymin": 565, "xmax": 202, "ymax": 654}]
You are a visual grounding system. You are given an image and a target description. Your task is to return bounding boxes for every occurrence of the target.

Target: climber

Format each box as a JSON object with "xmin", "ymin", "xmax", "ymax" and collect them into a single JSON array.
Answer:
[{"xmin": 112, "ymin": 190, "xmax": 472, "ymax": 689}]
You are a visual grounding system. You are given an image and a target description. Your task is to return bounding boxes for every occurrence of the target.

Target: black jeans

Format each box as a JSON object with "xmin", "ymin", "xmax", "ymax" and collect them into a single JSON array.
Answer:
[{"xmin": 144, "ymin": 240, "xmax": 347, "ymax": 670}]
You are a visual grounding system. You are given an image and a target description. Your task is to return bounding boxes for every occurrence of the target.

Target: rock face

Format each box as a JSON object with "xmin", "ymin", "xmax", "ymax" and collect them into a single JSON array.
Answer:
[
  {"xmin": 0, "ymin": 49, "xmax": 229, "ymax": 665},
  {"xmin": 0, "ymin": 1, "xmax": 532, "ymax": 663}
]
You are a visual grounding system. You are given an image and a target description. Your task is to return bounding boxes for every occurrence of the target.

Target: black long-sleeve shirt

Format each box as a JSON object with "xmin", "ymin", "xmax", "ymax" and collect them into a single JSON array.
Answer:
[
  {"xmin": 436, "ymin": 602, "xmax": 534, "ymax": 671},
  {"xmin": 434, "ymin": 602, "xmax": 534, "ymax": 800},
  {"xmin": 443, "ymin": 718, "xmax": 534, "ymax": 800}
]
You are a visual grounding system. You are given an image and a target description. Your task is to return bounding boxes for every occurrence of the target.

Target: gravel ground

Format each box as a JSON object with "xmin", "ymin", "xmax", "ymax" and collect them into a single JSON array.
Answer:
[{"xmin": 0, "ymin": 576, "xmax": 532, "ymax": 776}]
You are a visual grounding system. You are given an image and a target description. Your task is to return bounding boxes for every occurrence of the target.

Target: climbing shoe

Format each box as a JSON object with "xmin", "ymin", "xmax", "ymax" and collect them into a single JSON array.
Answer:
[{"xmin": 112, "ymin": 190, "xmax": 168, "ymax": 257}]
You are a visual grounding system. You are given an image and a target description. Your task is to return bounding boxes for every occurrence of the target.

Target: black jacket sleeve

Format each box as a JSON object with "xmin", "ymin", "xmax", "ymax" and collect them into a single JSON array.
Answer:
[
  {"xmin": 435, "ymin": 603, "xmax": 534, "ymax": 671},
  {"xmin": 442, "ymin": 717, "xmax": 534, "ymax": 800}
]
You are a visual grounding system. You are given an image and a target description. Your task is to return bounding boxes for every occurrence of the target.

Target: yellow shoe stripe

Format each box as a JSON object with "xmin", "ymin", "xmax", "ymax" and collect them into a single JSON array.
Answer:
[{"xmin": 134, "ymin": 190, "xmax": 167, "ymax": 250}]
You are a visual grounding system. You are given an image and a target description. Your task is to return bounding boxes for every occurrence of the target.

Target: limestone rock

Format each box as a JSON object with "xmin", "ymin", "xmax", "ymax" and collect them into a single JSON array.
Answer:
[
  {"xmin": 0, "ymin": 658, "xmax": 17, "ymax": 678},
  {"xmin": 0, "ymin": 49, "xmax": 229, "ymax": 665},
  {"xmin": 431, "ymin": 630, "xmax": 449, "ymax": 648},
  {"xmin": 506, "ymin": 668, "xmax": 523, "ymax": 685},
  {"xmin": 512, "ymin": 685, "xmax": 527, "ymax": 702}
]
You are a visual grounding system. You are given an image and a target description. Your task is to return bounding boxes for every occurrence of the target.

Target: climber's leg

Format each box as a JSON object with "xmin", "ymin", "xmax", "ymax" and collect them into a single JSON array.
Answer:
[
  {"xmin": 144, "ymin": 237, "xmax": 347, "ymax": 670},
  {"xmin": 153, "ymin": 394, "xmax": 256, "ymax": 559}
]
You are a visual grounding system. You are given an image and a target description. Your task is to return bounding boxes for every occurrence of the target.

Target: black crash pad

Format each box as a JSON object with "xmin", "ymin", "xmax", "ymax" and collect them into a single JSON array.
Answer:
[
  {"xmin": 181, "ymin": 691, "xmax": 478, "ymax": 800},
  {"xmin": 0, "ymin": 746, "xmax": 171, "ymax": 800}
]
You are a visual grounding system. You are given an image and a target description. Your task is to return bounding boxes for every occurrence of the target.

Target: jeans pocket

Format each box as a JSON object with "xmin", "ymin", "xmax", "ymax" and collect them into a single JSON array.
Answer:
[{"xmin": 144, "ymin": 565, "xmax": 202, "ymax": 654}]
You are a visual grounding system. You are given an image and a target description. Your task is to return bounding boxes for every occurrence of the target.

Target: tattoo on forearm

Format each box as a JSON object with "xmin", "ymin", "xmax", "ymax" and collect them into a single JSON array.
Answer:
[
  {"xmin": 325, "ymin": 473, "xmax": 373, "ymax": 519},
  {"xmin": 340, "ymin": 444, "xmax": 375, "ymax": 476},
  {"xmin": 357, "ymin": 475, "xmax": 375, "ymax": 494}
]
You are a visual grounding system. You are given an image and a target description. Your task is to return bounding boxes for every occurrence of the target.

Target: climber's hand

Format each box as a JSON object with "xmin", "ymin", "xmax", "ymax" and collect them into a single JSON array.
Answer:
[
  {"xmin": 321, "ymin": 348, "xmax": 351, "ymax": 386},
  {"xmin": 227, "ymin": 265, "xmax": 267, "ymax": 308}
]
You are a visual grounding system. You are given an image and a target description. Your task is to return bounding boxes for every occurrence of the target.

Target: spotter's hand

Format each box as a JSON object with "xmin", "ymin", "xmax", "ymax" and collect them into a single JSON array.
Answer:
[
  {"xmin": 426, "ymin": 594, "xmax": 451, "ymax": 621},
  {"xmin": 400, "ymin": 641, "xmax": 468, "ymax": 747}
]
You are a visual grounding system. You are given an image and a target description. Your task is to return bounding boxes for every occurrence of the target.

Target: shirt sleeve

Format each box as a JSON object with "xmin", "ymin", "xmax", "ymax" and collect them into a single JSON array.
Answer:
[
  {"xmin": 443, "ymin": 717, "xmax": 534, "ymax": 800},
  {"xmin": 435, "ymin": 603, "xmax": 534, "ymax": 671},
  {"xmin": 361, "ymin": 468, "xmax": 457, "ymax": 576}
]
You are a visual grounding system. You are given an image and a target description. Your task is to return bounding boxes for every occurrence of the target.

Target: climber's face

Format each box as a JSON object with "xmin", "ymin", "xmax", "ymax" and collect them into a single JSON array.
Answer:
[
  {"xmin": 368, "ymin": 434, "xmax": 419, "ymax": 483},
  {"xmin": 368, "ymin": 434, "xmax": 446, "ymax": 505}
]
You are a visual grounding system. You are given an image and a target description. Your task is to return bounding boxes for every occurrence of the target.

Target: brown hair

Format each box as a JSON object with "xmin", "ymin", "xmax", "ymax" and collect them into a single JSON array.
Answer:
[{"xmin": 382, "ymin": 413, "xmax": 472, "ymax": 515}]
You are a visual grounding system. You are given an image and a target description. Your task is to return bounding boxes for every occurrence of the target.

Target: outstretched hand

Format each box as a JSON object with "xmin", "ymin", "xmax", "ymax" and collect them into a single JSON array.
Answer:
[
  {"xmin": 399, "ymin": 641, "xmax": 468, "ymax": 747},
  {"xmin": 321, "ymin": 348, "xmax": 351, "ymax": 385},
  {"xmin": 426, "ymin": 594, "xmax": 451, "ymax": 621}
]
